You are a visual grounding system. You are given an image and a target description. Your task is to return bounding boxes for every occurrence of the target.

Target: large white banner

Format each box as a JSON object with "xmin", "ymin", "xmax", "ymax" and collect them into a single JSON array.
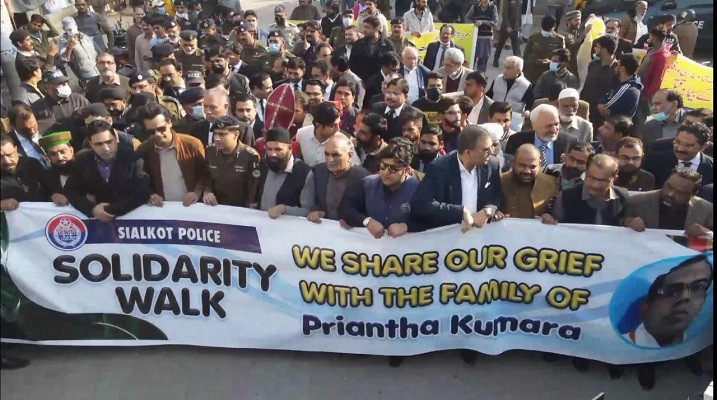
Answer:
[{"xmin": 1, "ymin": 203, "xmax": 713, "ymax": 364}]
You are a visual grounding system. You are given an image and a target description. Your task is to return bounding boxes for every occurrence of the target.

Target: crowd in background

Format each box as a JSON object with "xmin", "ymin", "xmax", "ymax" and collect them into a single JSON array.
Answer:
[{"xmin": 0, "ymin": 0, "xmax": 713, "ymax": 386}]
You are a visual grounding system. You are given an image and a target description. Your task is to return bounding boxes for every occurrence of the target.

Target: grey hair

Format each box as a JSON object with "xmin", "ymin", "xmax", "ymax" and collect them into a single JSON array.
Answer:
[
  {"xmin": 529, "ymin": 104, "xmax": 559, "ymax": 124},
  {"xmin": 402, "ymin": 46, "xmax": 418, "ymax": 58},
  {"xmin": 444, "ymin": 48, "xmax": 465, "ymax": 65},
  {"xmin": 505, "ymin": 56, "xmax": 524, "ymax": 71},
  {"xmin": 205, "ymin": 87, "xmax": 229, "ymax": 105}
]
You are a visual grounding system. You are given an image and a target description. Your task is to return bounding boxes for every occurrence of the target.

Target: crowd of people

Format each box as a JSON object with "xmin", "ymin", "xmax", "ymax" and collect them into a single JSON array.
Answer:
[{"xmin": 0, "ymin": 0, "xmax": 713, "ymax": 389}]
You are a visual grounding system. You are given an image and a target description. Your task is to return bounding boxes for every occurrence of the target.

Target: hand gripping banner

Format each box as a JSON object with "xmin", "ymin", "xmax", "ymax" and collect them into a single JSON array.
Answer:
[{"xmin": 1, "ymin": 203, "xmax": 712, "ymax": 364}]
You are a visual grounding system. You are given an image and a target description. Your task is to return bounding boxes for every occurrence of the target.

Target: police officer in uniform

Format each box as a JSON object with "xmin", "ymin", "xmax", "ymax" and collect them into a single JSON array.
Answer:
[
  {"xmin": 203, "ymin": 115, "xmax": 261, "ymax": 208},
  {"xmin": 198, "ymin": 19, "xmax": 227, "ymax": 51},
  {"xmin": 236, "ymin": 22, "xmax": 269, "ymax": 78},
  {"xmin": 523, "ymin": 15, "xmax": 566, "ymax": 84},
  {"xmin": 269, "ymin": 6, "xmax": 300, "ymax": 48},
  {"xmin": 175, "ymin": 30, "xmax": 205, "ymax": 75},
  {"xmin": 128, "ymin": 71, "xmax": 184, "ymax": 122},
  {"xmin": 329, "ymin": 10, "xmax": 354, "ymax": 48},
  {"xmin": 560, "ymin": 10, "xmax": 586, "ymax": 76},
  {"xmin": 261, "ymin": 31, "xmax": 297, "ymax": 75},
  {"xmin": 174, "ymin": 0, "xmax": 198, "ymax": 32}
]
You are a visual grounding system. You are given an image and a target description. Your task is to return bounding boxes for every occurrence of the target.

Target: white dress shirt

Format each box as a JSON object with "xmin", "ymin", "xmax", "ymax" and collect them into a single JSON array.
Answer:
[
  {"xmin": 467, "ymin": 96, "xmax": 485, "ymax": 125},
  {"xmin": 403, "ymin": 66, "xmax": 421, "ymax": 104},
  {"xmin": 433, "ymin": 43, "xmax": 450, "ymax": 71},
  {"xmin": 458, "ymin": 153, "xmax": 478, "ymax": 214},
  {"xmin": 15, "ymin": 131, "xmax": 48, "ymax": 169},
  {"xmin": 384, "ymin": 103, "xmax": 405, "ymax": 119},
  {"xmin": 295, "ymin": 126, "xmax": 361, "ymax": 167},
  {"xmin": 403, "ymin": 8, "xmax": 435, "ymax": 34}
]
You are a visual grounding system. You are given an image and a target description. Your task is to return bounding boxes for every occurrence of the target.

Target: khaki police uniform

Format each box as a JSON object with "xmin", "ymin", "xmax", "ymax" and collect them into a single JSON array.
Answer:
[
  {"xmin": 204, "ymin": 142, "xmax": 261, "ymax": 207},
  {"xmin": 522, "ymin": 32, "xmax": 566, "ymax": 83},
  {"xmin": 268, "ymin": 23, "xmax": 300, "ymax": 47},
  {"xmin": 242, "ymin": 42, "xmax": 269, "ymax": 74}
]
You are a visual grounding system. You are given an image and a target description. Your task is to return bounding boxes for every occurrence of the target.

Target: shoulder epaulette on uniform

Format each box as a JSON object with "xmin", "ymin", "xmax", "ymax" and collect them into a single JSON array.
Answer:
[{"xmin": 245, "ymin": 146, "xmax": 259, "ymax": 157}]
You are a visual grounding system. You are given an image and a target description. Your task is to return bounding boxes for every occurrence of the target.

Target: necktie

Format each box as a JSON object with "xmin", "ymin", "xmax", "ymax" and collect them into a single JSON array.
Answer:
[
  {"xmin": 294, "ymin": 83, "xmax": 301, "ymax": 91},
  {"xmin": 539, "ymin": 142, "xmax": 548, "ymax": 168},
  {"xmin": 32, "ymin": 142, "xmax": 49, "ymax": 169},
  {"xmin": 259, "ymin": 100, "xmax": 265, "ymax": 119},
  {"xmin": 386, "ymin": 109, "xmax": 395, "ymax": 119},
  {"xmin": 683, "ymin": 161, "xmax": 692, "ymax": 168},
  {"xmin": 438, "ymin": 45, "xmax": 449, "ymax": 69}
]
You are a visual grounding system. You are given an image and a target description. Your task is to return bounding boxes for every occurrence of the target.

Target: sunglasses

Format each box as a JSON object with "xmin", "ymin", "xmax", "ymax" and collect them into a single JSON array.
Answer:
[
  {"xmin": 145, "ymin": 124, "xmax": 170, "ymax": 135},
  {"xmin": 379, "ymin": 162, "xmax": 405, "ymax": 174},
  {"xmin": 656, "ymin": 280, "xmax": 711, "ymax": 299}
]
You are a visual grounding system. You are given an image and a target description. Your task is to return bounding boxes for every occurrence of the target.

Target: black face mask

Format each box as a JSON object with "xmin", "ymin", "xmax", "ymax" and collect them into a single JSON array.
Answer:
[
  {"xmin": 417, "ymin": 149, "xmax": 438, "ymax": 163},
  {"xmin": 266, "ymin": 155, "xmax": 288, "ymax": 172},
  {"xmin": 426, "ymin": 87, "xmax": 441, "ymax": 101}
]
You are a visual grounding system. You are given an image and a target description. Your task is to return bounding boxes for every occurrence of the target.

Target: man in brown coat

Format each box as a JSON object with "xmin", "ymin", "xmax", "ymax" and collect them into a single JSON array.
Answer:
[
  {"xmin": 500, "ymin": 143, "xmax": 559, "ymax": 218},
  {"xmin": 135, "ymin": 103, "xmax": 208, "ymax": 207},
  {"xmin": 673, "ymin": 10, "xmax": 698, "ymax": 58}
]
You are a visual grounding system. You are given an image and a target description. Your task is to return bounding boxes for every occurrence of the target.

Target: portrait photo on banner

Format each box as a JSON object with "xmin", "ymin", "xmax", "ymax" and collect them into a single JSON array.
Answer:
[{"xmin": 609, "ymin": 252, "xmax": 714, "ymax": 349}]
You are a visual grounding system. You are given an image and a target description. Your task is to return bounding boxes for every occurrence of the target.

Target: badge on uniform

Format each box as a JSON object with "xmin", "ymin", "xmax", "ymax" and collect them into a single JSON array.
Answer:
[
  {"xmin": 252, "ymin": 170, "xmax": 261, "ymax": 178},
  {"xmin": 264, "ymin": 83, "xmax": 296, "ymax": 131}
]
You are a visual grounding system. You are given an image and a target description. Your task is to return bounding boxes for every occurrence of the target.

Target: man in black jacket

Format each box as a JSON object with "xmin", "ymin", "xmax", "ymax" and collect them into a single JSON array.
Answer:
[
  {"xmin": 424, "ymin": 24, "xmax": 465, "ymax": 72},
  {"xmin": 644, "ymin": 122, "xmax": 713, "ymax": 188},
  {"xmin": 349, "ymin": 16, "xmax": 395, "ymax": 81},
  {"xmin": 64, "ymin": 120, "xmax": 151, "ymax": 221},
  {"xmin": 370, "ymin": 78, "xmax": 421, "ymax": 141}
]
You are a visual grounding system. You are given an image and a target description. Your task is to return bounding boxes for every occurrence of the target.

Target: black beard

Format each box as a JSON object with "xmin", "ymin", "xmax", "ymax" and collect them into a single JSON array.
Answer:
[
  {"xmin": 52, "ymin": 160, "xmax": 74, "ymax": 175},
  {"xmin": 417, "ymin": 149, "xmax": 438, "ymax": 163},
  {"xmin": 266, "ymin": 156, "xmax": 288, "ymax": 173}
]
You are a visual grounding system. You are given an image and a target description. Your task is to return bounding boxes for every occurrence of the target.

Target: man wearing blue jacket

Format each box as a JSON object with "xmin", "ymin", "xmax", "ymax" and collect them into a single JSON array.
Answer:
[{"xmin": 597, "ymin": 53, "xmax": 643, "ymax": 119}]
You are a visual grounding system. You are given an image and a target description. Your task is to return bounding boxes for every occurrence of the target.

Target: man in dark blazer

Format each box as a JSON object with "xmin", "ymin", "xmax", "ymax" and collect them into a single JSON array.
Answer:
[
  {"xmin": 505, "ymin": 104, "xmax": 577, "ymax": 170},
  {"xmin": 644, "ymin": 122, "xmax": 713, "ymax": 188},
  {"xmin": 370, "ymin": 78, "xmax": 421, "ymax": 141},
  {"xmin": 349, "ymin": 16, "xmax": 395, "ymax": 81},
  {"xmin": 411, "ymin": 125, "xmax": 504, "ymax": 231},
  {"xmin": 424, "ymin": 24, "xmax": 465, "ymax": 71},
  {"xmin": 363, "ymin": 52, "xmax": 402, "ymax": 109},
  {"xmin": 398, "ymin": 46, "xmax": 431, "ymax": 103},
  {"xmin": 64, "ymin": 120, "xmax": 151, "ymax": 220}
]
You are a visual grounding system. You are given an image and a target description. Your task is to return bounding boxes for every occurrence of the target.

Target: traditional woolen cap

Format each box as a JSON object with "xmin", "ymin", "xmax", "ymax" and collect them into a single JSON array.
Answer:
[
  {"xmin": 477, "ymin": 123, "xmax": 505, "ymax": 142},
  {"xmin": 265, "ymin": 127, "xmax": 291, "ymax": 144},
  {"xmin": 38, "ymin": 130, "xmax": 72, "ymax": 152},
  {"xmin": 99, "ymin": 86, "xmax": 127, "ymax": 101},
  {"xmin": 178, "ymin": 87, "xmax": 205, "ymax": 104},
  {"xmin": 564, "ymin": 10, "xmax": 581, "ymax": 21},
  {"xmin": 211, "ymin": 115, "xmax": 241, "ymax": 131},
  {"xmin": 558, "ymin": 88, "xmax": 580, "ymax": 100}
]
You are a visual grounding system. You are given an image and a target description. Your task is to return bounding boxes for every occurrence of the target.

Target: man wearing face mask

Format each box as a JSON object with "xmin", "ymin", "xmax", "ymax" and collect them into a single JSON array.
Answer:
[
  {"xmin": 128, "ymin": 71, "xmax": 184, "ymax": 123},
  {"xmin": 175, "ymin": 87, "xmax": 206, "ymax": 135},
  {"xmin": 38, "ymin": 69, "xmax": 91, "ymax": 131},
  {"xmin": 58, "ymin": 17, "xmax": 100, "ymax": 89},
  {"xmin": 522, "ymin": 15, "xmax": 565, "ymax": 85},
  {"xmin": 166, "ymin": 21, "xmax": 182, "ymax": 50},
  {"xmin": 411, "ymin": 72, "xmax": 445, "ymax": 122},
  {"xmin": 436, "ymin": 97, "xmax": 462, "ymax": 153},
  {"xmin": 533, "ymin": 49, "xmax": 578, "ymax": 101},
  {"xmin": 205, "ymin": 47, "xmax": 251, "ymax": 96},
  {"xmin": 261, "ymin": 31, "xmax": 297, "ymax": 76},
  {"xmin": 174, "ymin": 30, "xmax": 204, "ymax": 75},
  {"xmin": 329, "ymin": 10, "xmax": 355, "ymax": 48},
  {"xmin": 614, "ymin": 137, "xmax": 655, "ymax": 192},
  {"xmin": 254, "ymin": 127, "xmax": 313, "ymax": 218},
  {"xmin": 269, "ymin": 6, "xmax": 301, "ymax": 48},
  {"xmin": 99, "ymin": 86, "xmax": 129, "ymax": 131},
  {"xmin": 84, "ymin": 52, "xmax": 130, "ymax": 104},
  {"xmin": 637, "ymin": 89, "xmax": 686, "ymax": 145},
  {"xmin": 604, "ymin": 19, "xmax": 633, "ymax": 59},
  {"xmin": 556, "ymin": 88, "xmax": 592, "ymax": 143},
  {"xmin": 174, "ymin": 0, "xmax": 198, "ymax": 32}
]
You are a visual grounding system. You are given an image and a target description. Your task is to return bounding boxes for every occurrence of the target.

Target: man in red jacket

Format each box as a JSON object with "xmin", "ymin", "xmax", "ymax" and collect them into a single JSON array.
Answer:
[{"xmin": 634, "ymin": 28, "xmax": 671, "ymax": 126}]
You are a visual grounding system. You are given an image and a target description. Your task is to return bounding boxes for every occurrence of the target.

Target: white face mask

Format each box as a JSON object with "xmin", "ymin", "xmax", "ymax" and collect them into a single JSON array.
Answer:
[
  {"xmin": 541, "ymin": 30, "xmax": 553, "ymax": 38},
  {"xmin": 559, "ymin": 113, "xmax": 574, "ymax": 123},
  {"xmin": 56, "ymin": 84, "xmax": 72, "ymax": 98},
  {"xmin": 100, "ymin": 69, "xmax": 114, "ymax": 78},
  {"xmin": 342, "ymin": 18, "xmax": 352, "ymax": 27},
  {"xmin": 169, "ymin": 36, "xmax": 180, "ymax": 44},
  {"xmin": 176, "ymin": 12, "xmax": 188, "ymax": 19}
]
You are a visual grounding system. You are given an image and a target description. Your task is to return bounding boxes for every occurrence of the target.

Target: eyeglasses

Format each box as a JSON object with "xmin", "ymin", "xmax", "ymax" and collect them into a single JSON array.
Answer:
[
  {"xmin": 656, "ymin": 280, "xmax": 711, "ymax": 299},
  {"xmin": 379, "ymin": 162, "xmax": 405, "ymax": 174},
  {"xmin": 145, "ymin": 124, "xmax": 169, "ymax": 135}
]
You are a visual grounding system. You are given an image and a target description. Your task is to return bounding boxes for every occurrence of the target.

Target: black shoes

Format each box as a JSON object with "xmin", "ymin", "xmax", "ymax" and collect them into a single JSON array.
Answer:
[
  {"xmin": 607, "ymin": 364, "xmax": 624, "ymax": 379},
  {"xmin": 1, "ymin": 355, "xmax": 30, "ymax": 370},
  {"xmin": 460, "ymin": 349, "xmax": 478, "ymax": 365},
  {"xmin": 492, "ymin": 60, "xmax": 499, "ymax": 68},
  {"xmin": 637, "ymin": 366, "xmax": 656, "ymax": 390},
  {"xmin": 387, "ymin": 356, "xmax": 404, "ymax": 367},
  {"xmin": 572, "ymin": 357, "xmax": 590, "ymax": 372}
]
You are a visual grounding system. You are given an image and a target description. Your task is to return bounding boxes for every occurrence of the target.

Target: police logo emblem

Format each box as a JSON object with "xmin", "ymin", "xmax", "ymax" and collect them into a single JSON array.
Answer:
[
  {"xmin": 45, "ymin": 214, "xmax": 88, "ymax": 251},
  {"xmin": 400, "ymin": 203, "xmax": 411, "ymax": 213},
  {"xmin": 252, "ymin": 170, "xmax": 261, "ymax": 178}
]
